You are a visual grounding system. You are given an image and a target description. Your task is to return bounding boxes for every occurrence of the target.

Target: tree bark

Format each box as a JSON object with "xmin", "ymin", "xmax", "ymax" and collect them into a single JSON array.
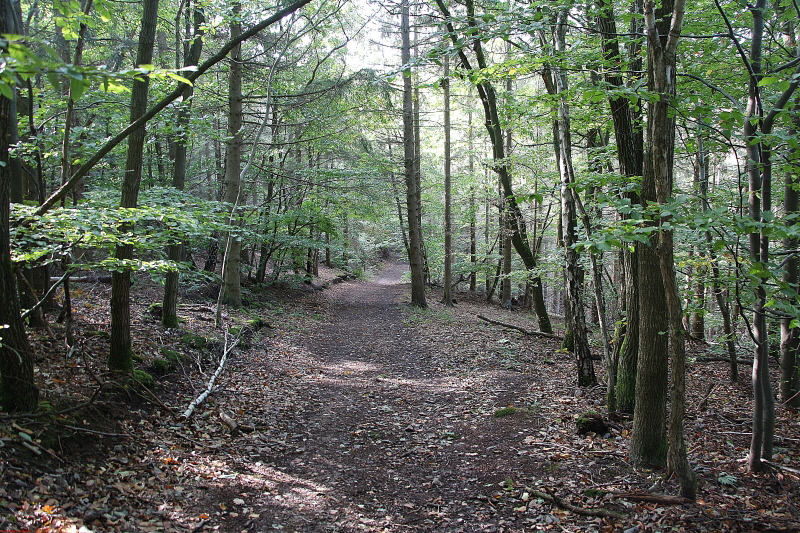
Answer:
[
  {"xmin": 779, "ymin": 28, "xmax": 800, "ymax": 407},
  {"xmin": 108, "ymin": 0, "xmax": 159, "ymax": 373},
  {"xmin": 595, "ymin": 0, "xmax": 644, "ymax": 411},
  {"xmin": 630, "ymin": 0, "xmax": 675, "ymax": 471},
  {"xmin": 442, "ymin": 54, "xmax": 453, "ymax": 307},
  {"xmin": 634, "ymin": 0, "xmax": 695, "ymax": 499},
  {"xmin": 402, "ymin": 0, "xmax": 426, "ymax": 308},
  {"xmin": 163, "ymin": 3, "xmax": 205, "ymax": 328},
  {"xmin": 553, "ymin": 12, "xmax": 596, "ymax": 386},
  {"xmin": 0, "ymin": 0, "xmax": 39, "ymax": 412},
  {"xmin": 218, "ymin": 4, "xmax": 244, "ymax": 308}
]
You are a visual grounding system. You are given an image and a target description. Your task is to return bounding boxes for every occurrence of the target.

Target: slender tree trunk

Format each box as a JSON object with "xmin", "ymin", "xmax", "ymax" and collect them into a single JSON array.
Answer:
[
  {"xmin": 412, "ymin": 27, "xmax": 428, "ymax": 288},
  {"xmin": 0, "ymin": 0, "xmax": 39, "ymax": 411},
  {"xmin": 781, "ymin": 104, "xmax": 800, "ymax": 406},
  {"xmin": 108, "ymin": 0, "xmax": 159, "ymax": 373},
  {"xmin": 402, "ymin": 0, "xmax": 426, "ymax": 308},
  {"xmin": 596, "ymin": 0, "xmax": 643, "ymax": 412},
  {"xmin": 469, "ymin": 111, "xmax": 477, "ymax": 292},
  {"xmin": 163, "ymin": 4, "xmax": 204, "ymax": 328},
  {"xmin": 553, "ymin": 13, "xmax": 596, "ymax": 386},
  {"xmin": 779, "ymin": 27, "xmax": 800, "ymax": 406},
  {"xmin": 218, "ymin": 5, "xmax": 244, "ymax": 309},
  {"xmin": 442, "ymin": 54, "xmax": 453, "ymax": 307}
]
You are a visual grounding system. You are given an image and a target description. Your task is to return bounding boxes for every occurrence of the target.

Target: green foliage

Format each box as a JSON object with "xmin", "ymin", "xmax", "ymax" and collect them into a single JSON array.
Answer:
[
  {"xmin": 180, "ymin": 333, "xmax": 207, "ymax": 350},
  {"xmin": 131, "ymin": 370, "xmax": 154, "ymax": 388},
  {"xmin": 493, "ymin": 406, "xmax": 517, "ymax": 418},
  {"xmin": 150, "ymin": 358, "xmax": 171, "ymax": 376},
  {"xmin": 159, "ymin": 347, "xmax": 184, "ymax": 363},
  {"xmin": 11, "ymin": 187, "xmax": 230, "ymax": 278}
]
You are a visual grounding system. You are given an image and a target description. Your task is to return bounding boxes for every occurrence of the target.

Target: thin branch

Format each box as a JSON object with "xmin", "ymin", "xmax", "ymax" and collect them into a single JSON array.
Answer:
[
  {"xmin": 0, "ymin": 385, "xmax": 104, "ymax": 420},
  {"xmin": 477, "ymin": 314, "xmax": 562, "ymax": 339},
  {"xmin": 525, "ymin": 488, "xmax": 626, "ymax": 519},
  {"xmin": 29, "ymin": 0, "xmax": 315, "ymax": 219},
  {"xmin": 182, "ymin": 329, "xmax": 241, "ymax": 419},
  {"xmin": 20, "ymin": 268, "xmax": 74, "ymax": 320}
]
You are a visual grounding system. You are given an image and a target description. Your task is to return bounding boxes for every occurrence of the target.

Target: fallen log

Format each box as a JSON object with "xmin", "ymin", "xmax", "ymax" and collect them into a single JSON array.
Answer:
[{"xmin": 477, "ymin": 314, "xmax": 562, "ymax": 340}]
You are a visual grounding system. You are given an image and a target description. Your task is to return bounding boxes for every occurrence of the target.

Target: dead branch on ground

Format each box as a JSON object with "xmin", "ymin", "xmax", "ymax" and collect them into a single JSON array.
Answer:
[
  {"xmin": 525, "ymin": 488, "xmax": 626, "ymax": 519},
  {"xmin": 477, "ymin": 314, "xmax": 562, "ymax": 339},
  {"xmin": 182, "ymin": 328, "xmax": 240, "ymax": 419}
]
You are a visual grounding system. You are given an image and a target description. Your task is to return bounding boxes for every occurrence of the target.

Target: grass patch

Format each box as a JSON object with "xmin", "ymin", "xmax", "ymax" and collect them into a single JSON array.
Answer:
[
  {"xmin": 404, "ymin": 306, "xmax": 453, "ymax": 326},
  {"xmin": 494, "ymin": 406, "xmax": 518, "ymax": 418}
]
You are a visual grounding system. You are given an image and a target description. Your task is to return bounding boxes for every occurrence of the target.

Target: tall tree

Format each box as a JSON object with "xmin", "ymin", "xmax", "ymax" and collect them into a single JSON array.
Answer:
[
  {"xmin": 639, "ymin": 0, "xmax": 695, "ymax": 497},
  {"xmin": 0, "ymin": 0, "xmax": 39, "ymax": 412},
  {"xmin": 595, "ymin": 0, "xmax": 643, "ymax": 413},
  {"xmin": 163, "ymin": 3, "xmax": 205, "ymax": 328},
  {"xmin": 218, "ymin": 3, "xmax": 244, "ymax": 309},
  {"xmin": 108, "ymin": 0, "xmax": 159, "ymax": 373},
  {"xmin": 552, "ymin": 10, "xmax": 597, "ymax": 387},
  {"xmin": 402, "ymin": 0, "xmax": 427, "ymax": 308},
  {"xmin": 441, "ymin": 52, "xmax": 453, "ymax": 307},
  {"xmin": 435, "ymin": 0, "xmax": 552, "ymax": 332}
]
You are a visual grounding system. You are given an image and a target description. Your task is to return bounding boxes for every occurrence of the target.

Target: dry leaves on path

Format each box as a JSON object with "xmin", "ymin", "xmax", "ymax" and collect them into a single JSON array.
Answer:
[{"xmin": 1, "ymin": 261, "xmax": 799, "ymax": 532}]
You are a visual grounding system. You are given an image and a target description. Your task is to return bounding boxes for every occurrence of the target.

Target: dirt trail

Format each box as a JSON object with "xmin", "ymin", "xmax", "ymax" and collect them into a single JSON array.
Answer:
[{"xmin": 210, "ymin": 261, "xmax": 557, "ymax": 532}]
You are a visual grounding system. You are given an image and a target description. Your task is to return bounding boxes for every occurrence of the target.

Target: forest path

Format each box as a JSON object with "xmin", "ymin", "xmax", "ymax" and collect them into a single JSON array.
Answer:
[{"xmin": 199, "ymin": 260, "xmax": 559, "ymax": 532}]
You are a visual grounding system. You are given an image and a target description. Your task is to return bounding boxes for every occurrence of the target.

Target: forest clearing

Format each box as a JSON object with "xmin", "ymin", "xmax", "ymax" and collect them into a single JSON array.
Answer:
[
  {"xmin": 3, "ymin": 0, "xmax": 800, "ymax": 530},
  {"xmin": 1, "ymin": 260, "xmax": 799, "ymax": 533}
]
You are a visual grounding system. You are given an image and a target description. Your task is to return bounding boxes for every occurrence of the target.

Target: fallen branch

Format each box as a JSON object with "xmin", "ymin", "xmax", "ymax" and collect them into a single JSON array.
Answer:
[
  {"xmin": 694, "ymin": 356, "xmax": 754, "ymax": 365},
  {"xmin": 59, "ymin": 425, "xmax": 130, "ymax": 438},
  {"xmin": 609, "ymin": 492, "xmax": 694, "ymax": 505},
  {"xmin": 477, "ymin": 314, "xmax": 562, "ymax": 340},
  {"xmin": 0, "ymin": 385, "xmax": 104, "ymax": 420},
  {"xmin": 525, "ymin": 488, "xmax": 626, "ymax": 519},
  {"xmin": 182, "ymin": 329, "xmax": 240, "ymax": 419},
  {"xmin": 762, "ymin": 460, "xmax": 800, "ymax": 476}
]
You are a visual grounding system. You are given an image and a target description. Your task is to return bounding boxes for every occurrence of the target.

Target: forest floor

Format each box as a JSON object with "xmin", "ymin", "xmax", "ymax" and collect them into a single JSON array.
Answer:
[{"xmin": 2, "ymin": 259, "xmax": 800, "ymax": 533}]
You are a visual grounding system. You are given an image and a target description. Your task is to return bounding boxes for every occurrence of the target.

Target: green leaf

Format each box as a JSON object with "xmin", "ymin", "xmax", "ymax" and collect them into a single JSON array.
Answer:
[
  {"xmin": 69, "ymin": 76, "xmax": 88, "ymax": 101},
  {"xmin": 0, "ymin": 82, "xmax": 13, "ymax": 100},
  {"xmin": 166, "ymin": 72, "xmax": 193, "ymax": 86}
]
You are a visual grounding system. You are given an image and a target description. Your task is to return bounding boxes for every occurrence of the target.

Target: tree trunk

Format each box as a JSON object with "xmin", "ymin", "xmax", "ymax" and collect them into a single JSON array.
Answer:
[
  {"xmin": 163, "ymin": 4, "xmax": 205, "ymax": 328},
  {"xmin": 436, "ymin": 0, "xmax": 552, "ymax": 333},
  {"xmin": 780, "ymin": 103, "xmax": 800, "ymax": 406},
  {"xmin": 596, "ymin": 0, "xmax": 644, "ymax": 411},
  {"xmin": 469, "ymin": 112, "xmax": 477, "ymax": 293},
  {"xmin": 218, "ymin": 5, "xmax": 244, "ymax": 308},
  {"xmin": 634, "ymin": 0, "xmax": 695, "ymax": 499},
  {"xmin": 553, "ymin": 12, "xmax": 596, "ymax": 386},
  {"xmin": 779, "ymin": 27, "xmax": 800, "ymax": 406},
  {"xmin": 402, "ymin": 0, "xmax": 426, "ymax": 308},
  {"xmin": 0, "ymin": 0, "xmax": 39, "ymax": 412},
  {"xmin": 442, "ymin": 54, "xmax": 453, "ymax": 307},
  {"xmin": 108, "ymin": 0, "xmax": 159, "ymax": 373},
  {"xmin": 630, "ymin": 0, "xmax": 674, "ymax": 470}
]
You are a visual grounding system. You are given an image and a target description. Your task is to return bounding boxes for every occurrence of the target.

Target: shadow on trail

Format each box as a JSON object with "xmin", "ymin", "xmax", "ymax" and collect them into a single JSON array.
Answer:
[{"xmin": 196, "ymin": 261, "xmax": 551, "ymax": 533}]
